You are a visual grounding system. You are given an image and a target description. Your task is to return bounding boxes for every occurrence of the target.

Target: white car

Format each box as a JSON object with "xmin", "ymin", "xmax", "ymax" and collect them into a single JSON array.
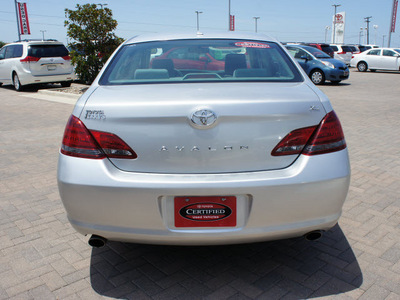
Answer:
[
  {"xmin": 330, "ymin": 44, "xmax": 353, "ymax": 65},
  {"xmin": 350, "ymin": 48, "xmax": 400, "ymax": 72},
  {"xmin": 57, "ymin": 32, "xmax": 350, "ymax": 247},
  {"xmin": 0, "ymin": 40, "xmax": 75, "ymax": 91}
]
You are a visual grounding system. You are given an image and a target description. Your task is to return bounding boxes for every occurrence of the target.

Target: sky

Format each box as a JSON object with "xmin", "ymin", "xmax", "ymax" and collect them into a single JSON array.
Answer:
[{"xmin": 1, "ymin": 0, "xmax": 399, "ymax": 47}]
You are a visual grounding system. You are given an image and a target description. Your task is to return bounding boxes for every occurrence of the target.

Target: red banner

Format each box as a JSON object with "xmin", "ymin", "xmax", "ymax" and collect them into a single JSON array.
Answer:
[
  {"xmin": 391, "ymin": 0, "xmax": 398, "ymax": 33},
  {"xmin": 18, "ymin": 2, "xmax": 30, "ymax": 35},
  {"xmin": 230, "ymin": 15, "xmax": 235, "ymax": 31}
]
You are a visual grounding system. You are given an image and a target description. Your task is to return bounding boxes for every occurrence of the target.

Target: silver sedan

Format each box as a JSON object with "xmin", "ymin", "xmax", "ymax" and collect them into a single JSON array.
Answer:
[{"xmin": 57, "ymin": 32, "xmax": 350, "ymax": 246}]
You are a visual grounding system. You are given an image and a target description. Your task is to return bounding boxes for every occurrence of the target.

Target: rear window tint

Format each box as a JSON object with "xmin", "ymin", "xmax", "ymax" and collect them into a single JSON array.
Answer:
[
  {"xmin": 28, "ymin": 45, "xmax": 69, "ymax": 58},
  {"xmin": 320, "ymin": 45, "xmax": 333, "ymax": 52},
  {"xmin": 100, "ymin": 39, "xmax": 302, "ymax": 85},
  {"xmin": 341, "ymin": 46, "xmax": 352, "ymax": 52}
]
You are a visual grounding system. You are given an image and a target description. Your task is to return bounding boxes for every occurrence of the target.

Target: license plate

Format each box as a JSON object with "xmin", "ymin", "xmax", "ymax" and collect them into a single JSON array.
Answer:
[
  {"xmin": 47, "ymin": 65, "xmax": 56, "ymax": 71},
  {"xmin": 174, "ymin": 196, "xmax": 236, "ymax": 228}
]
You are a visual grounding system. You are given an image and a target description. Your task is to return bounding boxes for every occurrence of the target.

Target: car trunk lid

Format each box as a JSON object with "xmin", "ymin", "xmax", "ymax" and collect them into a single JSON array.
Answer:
[{"xmin": 81, "ymin": 82, "xmax": 326, "ymax": 174}]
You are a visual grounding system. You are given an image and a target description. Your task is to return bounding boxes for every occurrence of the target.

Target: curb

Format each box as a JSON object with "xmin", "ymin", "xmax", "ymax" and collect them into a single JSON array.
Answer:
[{"xmin": 37, "ymin": 89, "xmax": 82, "ymax": 100}]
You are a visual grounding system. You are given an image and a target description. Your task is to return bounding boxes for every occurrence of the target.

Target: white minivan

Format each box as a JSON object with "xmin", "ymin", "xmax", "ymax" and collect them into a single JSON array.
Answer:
[
  {"xmin": 330, "ymin": 44, "xmax": 353, "ymax": 65},
  {"xmin": 0, "ymin": 40, "xmax": 75, "ymax": 91}
]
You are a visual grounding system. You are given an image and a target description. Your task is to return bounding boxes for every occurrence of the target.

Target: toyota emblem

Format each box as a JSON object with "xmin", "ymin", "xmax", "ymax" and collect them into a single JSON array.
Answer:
[{"xmin": 190, "ymin": 109, "xmax": 217, "ymax": 128}]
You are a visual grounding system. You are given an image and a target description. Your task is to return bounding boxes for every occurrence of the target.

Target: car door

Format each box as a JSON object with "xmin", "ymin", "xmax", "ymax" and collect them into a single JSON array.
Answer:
[
  {"xmin": 286, "ymin": 47, "xmax": 311, "ymax": 74},
  {"xmin": 381, "ymin": 49, "xmax": 400, "ymax": 70},
  {"xmin": 0, "ymin": 46, "xmax": 15, "ymax": 83},
  {"xmin": 0, "ymin": 46, "xmax": 7, "ymax": 82},
  {"xmin": 366, "ymin": 49, "xmax": 381, "ymax": 69}
]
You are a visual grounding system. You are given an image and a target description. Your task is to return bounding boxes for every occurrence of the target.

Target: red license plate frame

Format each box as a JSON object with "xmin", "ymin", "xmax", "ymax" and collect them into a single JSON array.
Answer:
[{"xmin": 174, "ymin": 196, "xmax": 237, "ymax": 228}]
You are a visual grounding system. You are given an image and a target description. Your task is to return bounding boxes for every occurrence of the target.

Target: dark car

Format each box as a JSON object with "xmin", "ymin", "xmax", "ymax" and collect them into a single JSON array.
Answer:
[
  {"xmin": 286, "ymin": 44, "xmax": 349, "ymax": 85},
  {"xmin": 305, "ymin": 43, "xmax": 335, "ymax": 58}
]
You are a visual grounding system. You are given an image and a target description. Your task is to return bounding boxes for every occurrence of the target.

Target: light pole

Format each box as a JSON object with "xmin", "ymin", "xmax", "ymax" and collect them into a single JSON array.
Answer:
[
  {"xmin": 97, "ymin": 3, "xmax": 108, "ymax": 9},
  {"xmin": 40, "ymin": 30, "xmax": 46, "ymax": 41},
  {"xmin": 382, "ymin": 35, "xmax": 386, "ymax": 46},
  {"xmin": 332, "ymin": 4, "xmax": 341, "ymax": 44},
  {"xmin": 253, "ymin": 17, "xmax": 260, "ymax": 33},
  {"xmin": 364, "ymin": 16, "xmax": 372, "ymax": 44},
  {"xmin": 195, "ymin": 11, "xmax": 203, "ymax": 32},
  {"xmin": 373, "ymin": 25, "xmax": 378, "ymax": 45},
  {"xmin": 228, "ymin": 0, "xmax": 231, "ymax": 31},
  {"xmin": 325, "ymin": 26, "xmax": 330, "ymax": 43},
  {"xmin": 359, "ymin": 27, "xmax": 363, "ymax": 44}
]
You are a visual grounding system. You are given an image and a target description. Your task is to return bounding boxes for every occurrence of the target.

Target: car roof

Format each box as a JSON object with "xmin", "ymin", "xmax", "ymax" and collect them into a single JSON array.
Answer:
[
  {"xmin": 124, "ymin": 31, "xmax": 278, "ymax": 44},
  {"xmin": 4, "ymin": 40, "xmax": 64, "ymax": 46}
]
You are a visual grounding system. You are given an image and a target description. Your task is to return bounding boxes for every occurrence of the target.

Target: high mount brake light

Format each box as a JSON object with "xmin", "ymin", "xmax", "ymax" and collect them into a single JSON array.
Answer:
[
  {"xmin": 271, "ymin": 111, "xmax": 346, "ymax": 156},
  {"xmin": 61, "ymin": 115, "xmax": 137, "ymax": 159}
]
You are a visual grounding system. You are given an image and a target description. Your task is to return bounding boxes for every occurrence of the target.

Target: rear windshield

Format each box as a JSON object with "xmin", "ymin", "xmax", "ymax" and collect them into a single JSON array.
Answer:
[
  {"xmin": 99, "ymin": 39, "xmax": 302, "ymax": 85},
  {"xmin": 320, "ymin": 45, "xmax": 334, "ymax": 52},
  {"xmin": 28, "ymin": 45, "xmax": 69, "ymax": 58},
  {"xmin": 341, "ymin": 46, "xmax": 352, "ymax": 52}
]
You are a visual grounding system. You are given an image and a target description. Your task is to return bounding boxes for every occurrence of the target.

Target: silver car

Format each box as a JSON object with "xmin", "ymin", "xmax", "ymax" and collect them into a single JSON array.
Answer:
[{"xmin": 58, "ymin": 32, "xmax": 350, "ymax": 247}]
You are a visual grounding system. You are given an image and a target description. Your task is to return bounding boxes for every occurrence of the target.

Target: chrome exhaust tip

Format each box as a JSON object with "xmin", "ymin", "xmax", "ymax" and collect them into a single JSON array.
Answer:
[{"xmin": 88, "ymin": 235, "xmax": 107, "ymax": 248}]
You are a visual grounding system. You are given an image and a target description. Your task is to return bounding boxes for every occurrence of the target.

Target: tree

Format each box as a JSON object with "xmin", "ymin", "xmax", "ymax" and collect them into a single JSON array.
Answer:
[
  {"xmin": 0, "ymin": 41, "xmax": 6, "ymax": 48},
  {"xmin": 65, "ymin": 4, "xmax": 123, "ymax": 84}
]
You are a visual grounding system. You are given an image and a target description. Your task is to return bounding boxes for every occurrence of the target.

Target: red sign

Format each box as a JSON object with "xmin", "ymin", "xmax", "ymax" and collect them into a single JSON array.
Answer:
[
  {"xmin": 18, "ymin": 2, "xmax": 30, "ymax": 35},
  {"xmin": 174, "ymin": 196, "xmax": 237, "ymax": 227},
  {"xmin": 391, "ymin": 0, "xmax": 398, "ymax": 33},
  {"xmin": 230, "ymin": 15, "xmax": 235, "ymax": 31}
]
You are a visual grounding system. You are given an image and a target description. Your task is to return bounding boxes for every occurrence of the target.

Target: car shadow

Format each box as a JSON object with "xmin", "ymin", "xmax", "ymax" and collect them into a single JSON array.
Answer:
[{"xmin": 89, "ymin": 224, "xmax": 362, "ymax": 299}]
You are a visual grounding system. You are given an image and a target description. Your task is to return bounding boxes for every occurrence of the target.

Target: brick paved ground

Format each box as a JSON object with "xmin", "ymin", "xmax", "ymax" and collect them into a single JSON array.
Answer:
[{"xmin": 0, "ymin": 69, "xmax": 399, "ymax": 299}]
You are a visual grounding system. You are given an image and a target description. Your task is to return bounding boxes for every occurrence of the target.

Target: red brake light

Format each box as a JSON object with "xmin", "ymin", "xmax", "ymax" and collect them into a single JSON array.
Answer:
[
  {"xmin": 302, "ymin": 111, "xmax": 346, "ymax": 155},
  {"xmin": 271, "ymin": 111, "xmax": 346, "ymax": 156},
  {"xmin": 62, "ymin": 55, "xmax": 71, "ymax": 60},
  {"xmin": 20, "ymin": 56, "xmax": 40, "ymax": 62},
  {"xmin": 61, "ymin": 115, "xmax": 137, "ymax": 159},
  {"xmin": 91, "ymin": 131, "xmax": 137, "ymax": 159},
  {"xmin": 271, "ymin": 126, "xmax": 317, "ymax": 156},
  {"xmin": 337, "ymin": 51, "xmax": 346, "ymax": 54}
]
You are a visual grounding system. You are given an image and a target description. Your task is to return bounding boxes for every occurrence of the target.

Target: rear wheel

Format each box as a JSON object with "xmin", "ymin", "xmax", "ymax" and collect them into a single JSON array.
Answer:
[
  {"xmin": 61, "ymin": 81, "xmax": 72, "ymax": 88},
  {"xmin": 13, "ymin": 73, "xmax": 23, "ymax": 91},
  {"xmin": 357, "ymin": 61, "xmax": 368, "ymax": 72},
  {"xmin": 310, "ymin": 69, "xmax": 325, "ymax": 85}
]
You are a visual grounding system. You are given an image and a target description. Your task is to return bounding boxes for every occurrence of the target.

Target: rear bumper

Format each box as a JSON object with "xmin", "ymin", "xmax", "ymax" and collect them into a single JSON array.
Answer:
[
  {"xmin": 18, "ymin": 71, "xmax": 75, "ymax": 86},
  {"xmin": 57, "ymin": 150, "xmax": 350, "ymax": 245}
]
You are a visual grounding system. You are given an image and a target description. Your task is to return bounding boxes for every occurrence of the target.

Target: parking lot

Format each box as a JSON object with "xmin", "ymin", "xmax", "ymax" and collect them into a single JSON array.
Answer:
[{"xmin": 0, "ymin": 69, "xmax": 399, "ymax": 299}]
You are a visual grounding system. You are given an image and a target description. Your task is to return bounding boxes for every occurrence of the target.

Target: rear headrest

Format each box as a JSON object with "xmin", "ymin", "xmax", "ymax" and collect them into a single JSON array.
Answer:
[{"xmin": 225, "ymin": 54, "xmax": 247, "ymax": 75}]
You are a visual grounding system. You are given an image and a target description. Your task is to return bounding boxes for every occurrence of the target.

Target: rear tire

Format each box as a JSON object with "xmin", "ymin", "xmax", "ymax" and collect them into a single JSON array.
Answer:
[
  {"xmin": 13, "ymin": 73, "xmax": 23, "ymax": 91},
  {"xmin": 310, "ymin": 69, "xmax": 325, "ymax": 85},
  {"xmin": 357, "ymin": 62, "xmax": 368, "ymax": 72},
  {"xmin": 61, "ymin": 81, "xmax": 72, "ymax": 88}
]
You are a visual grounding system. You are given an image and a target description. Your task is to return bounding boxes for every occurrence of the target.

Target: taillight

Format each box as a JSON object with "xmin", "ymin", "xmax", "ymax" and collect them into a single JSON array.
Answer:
[
  {"xmin": 61, "ymin": 115, "xmax": 137, "ymax": 159},
  {"xmin": 337, "ymin": 51, "xmax": 346, "ymax": 54},
  {"xmin": 271, "ymin": 126, "xmax": 317, "ymax": 156},
  {"xmin": 91, "ymin": 131, "xmax": 137, "ymax": 159},
  {"xmin": 271, "ymin": 111, "xmax": 346, "ymax": 156},
  {"xmin": 62, "ymin": 55, "xmax": 71, "ymax": 60},
  {"xmin": 302, "ymin": 111, "xmax": 346, "ymax": 155},
  {"xmin": 20, "ymin": 56, "xmax": 40, "ymax": 62}
]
